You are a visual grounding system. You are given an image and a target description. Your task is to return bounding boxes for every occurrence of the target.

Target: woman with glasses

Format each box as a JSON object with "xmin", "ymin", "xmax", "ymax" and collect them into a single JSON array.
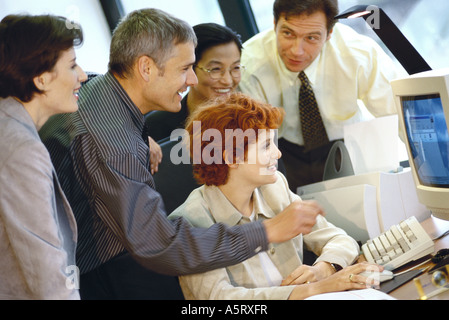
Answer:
[{"xmin": 144, "ymin": 22, "xmax": 244, "ymax": 142}]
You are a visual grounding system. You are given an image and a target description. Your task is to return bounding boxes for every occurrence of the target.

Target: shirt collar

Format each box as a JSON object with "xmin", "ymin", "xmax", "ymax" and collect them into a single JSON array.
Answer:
[
  {"xmin": 104, "ymin": 71, "xmax": 145, "ymax": 133},
  {"xmin": 275, "ymin": 42, "xmax": 325, "ymax": 88},
  {"xmin": 202, "ymin": 185, "xmax": 276, "ymax": 227},
  {"xmin": 304, "ymin": 50, "xmax": 322, "ymax": 86}
]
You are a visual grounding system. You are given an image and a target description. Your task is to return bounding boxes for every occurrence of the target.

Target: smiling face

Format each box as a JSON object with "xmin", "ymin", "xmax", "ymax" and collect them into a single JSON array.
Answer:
[
  {"xmin": 275, "ymin": 11, "xmax": 331, "ymax": 73},
  {"xmin": 234, "ymin": 129, "xmax": 282, "ymax": 188},
  {"xmin": 41, "ymin": 47, "xmax": 87, "ymax": 115},
  {"xmin": 190, "ymin": 42, "xmax": 241, "ymax": 106},
  {"xmin": 146, "ymin": 41, "xmax": 198, "ymax": 113}
]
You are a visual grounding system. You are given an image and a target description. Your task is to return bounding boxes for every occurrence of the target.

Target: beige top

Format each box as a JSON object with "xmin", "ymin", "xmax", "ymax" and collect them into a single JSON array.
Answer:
[{"xmin": 169, "ymin": 172, "xmax": 359, "ymax": 300}]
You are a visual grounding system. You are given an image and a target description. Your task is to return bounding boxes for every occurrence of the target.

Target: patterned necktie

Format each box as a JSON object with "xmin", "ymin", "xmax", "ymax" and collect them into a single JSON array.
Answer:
[{"xmin": 299, "ymin": 71, "xmax": 329, "ymax": 151}]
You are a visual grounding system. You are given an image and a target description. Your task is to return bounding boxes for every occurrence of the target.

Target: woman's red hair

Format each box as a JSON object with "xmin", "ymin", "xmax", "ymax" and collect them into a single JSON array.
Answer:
[{"xmin": 185, "ymin": 92, "xmax": 285, "ymax": 186}]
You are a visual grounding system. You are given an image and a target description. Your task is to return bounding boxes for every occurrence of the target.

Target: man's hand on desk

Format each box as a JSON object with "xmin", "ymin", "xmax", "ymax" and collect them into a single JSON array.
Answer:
[{"xmin": 263, "ymin": 200, "xmax": 324, "ymax": 243}]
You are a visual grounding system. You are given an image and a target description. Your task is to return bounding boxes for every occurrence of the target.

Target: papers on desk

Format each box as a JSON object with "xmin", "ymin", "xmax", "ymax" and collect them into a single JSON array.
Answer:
[
  {"xmin": 305, "ymin": 288, "xmax": 396, "ymax": 300},
  {"xmin": 300, "ymin": 184, "xmax": 379, "ymax": 243},
  {"xmin": 344, "ymin": 115, "xmax": 399, "ymax": 175},
  {"xmin": 298, "ymin": 169, "xmax": 431, "ymax": 243}
]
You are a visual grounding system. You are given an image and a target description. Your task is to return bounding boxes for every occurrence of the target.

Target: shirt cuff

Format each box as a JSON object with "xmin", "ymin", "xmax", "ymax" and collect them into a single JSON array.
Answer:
[{"xmin": 239, "ymin": 220, "xmax": 269, "ymax": 255}]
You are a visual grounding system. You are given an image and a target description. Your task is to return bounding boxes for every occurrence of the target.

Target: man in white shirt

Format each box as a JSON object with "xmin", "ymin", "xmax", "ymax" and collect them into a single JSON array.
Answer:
[{"xmin": 240, "ymin": 0, "xmax": 401, "ymax": 191}]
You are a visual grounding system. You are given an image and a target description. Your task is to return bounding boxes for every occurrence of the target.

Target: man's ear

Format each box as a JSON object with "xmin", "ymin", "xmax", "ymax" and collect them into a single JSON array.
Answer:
[
  {"xmin": 137, "ymin": 55, "xmax": 155, "ymax": 82},
  {"xmin": 326, "ymin": 28, "xmax": 334, "ymax": 41}
]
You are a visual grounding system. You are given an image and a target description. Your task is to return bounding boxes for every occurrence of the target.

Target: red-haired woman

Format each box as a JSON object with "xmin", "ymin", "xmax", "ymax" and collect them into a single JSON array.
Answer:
[{"xmin": 169, "ymin": 92, "xmax": 383, "ymax": 300}]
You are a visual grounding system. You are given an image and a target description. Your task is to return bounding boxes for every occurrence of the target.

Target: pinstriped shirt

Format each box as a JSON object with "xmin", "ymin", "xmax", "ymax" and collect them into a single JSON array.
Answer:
[{"xmin": 40, "ymin": 72, "xmax": 268, "ymax": 275}]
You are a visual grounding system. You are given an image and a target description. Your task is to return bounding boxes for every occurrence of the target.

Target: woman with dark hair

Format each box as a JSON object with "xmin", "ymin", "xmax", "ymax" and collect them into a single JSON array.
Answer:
[
  {"xmin": 0, "ymin": 14, "xmax": 87, "ymax": 299},
  {"xmin": 144, "ymin": 22, "xmax": 244, "ymax": 142}
]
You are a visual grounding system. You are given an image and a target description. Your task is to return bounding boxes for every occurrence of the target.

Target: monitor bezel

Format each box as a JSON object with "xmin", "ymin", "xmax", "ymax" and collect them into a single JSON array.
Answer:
[{"xmin": 391, "ymin": 70, "xmax": 449, "ymax": 217}]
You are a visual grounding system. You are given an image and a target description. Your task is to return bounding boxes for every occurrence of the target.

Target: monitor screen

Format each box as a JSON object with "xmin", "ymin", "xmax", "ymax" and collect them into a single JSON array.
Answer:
[{"xmin": 401, "ymin": 94, "xmax": 449, "ymax": 187}]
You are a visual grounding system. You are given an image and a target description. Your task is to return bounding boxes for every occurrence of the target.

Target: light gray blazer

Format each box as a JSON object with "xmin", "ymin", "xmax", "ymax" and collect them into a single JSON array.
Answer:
[{"xmin": 0, "ymin": 97, "xmax": 79, "ymax": 300}]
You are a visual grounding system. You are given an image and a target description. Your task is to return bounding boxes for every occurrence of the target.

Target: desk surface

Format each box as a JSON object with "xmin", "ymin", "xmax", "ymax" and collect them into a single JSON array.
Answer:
[{"xmin": 388, "ymin": 216, "xmax": 449, "ymax": 300}]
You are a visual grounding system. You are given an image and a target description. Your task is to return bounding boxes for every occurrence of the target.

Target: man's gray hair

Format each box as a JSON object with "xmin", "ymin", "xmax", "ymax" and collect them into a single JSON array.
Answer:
[{"xmin": 109, "ymin": 8, "xmax": 197, "ymax": 78}]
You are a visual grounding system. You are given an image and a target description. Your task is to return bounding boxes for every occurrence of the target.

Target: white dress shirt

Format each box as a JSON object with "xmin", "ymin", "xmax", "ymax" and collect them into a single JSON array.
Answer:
[
  {"xmin": 249, "ymin": 211, "xmax": 284, "ymax": 287},
  {"xmin": 240, "ymin": 23, "xmax": 403, "ymax": 146}
]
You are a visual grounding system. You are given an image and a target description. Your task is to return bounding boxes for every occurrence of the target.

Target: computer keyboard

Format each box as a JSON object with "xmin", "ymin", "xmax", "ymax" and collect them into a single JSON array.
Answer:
[{"xmin": 362, "ymin": 216, "xmax": 435, "ymax": 270}]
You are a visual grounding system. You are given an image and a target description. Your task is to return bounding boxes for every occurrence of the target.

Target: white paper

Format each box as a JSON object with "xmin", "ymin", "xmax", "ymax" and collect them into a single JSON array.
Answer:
[
  {"xmin": 298, "ymin": 170, "xmax": 431, "ymax": 235},
  {"xmin": 344, "ymin": 115, "xmax": 399, "ymax": 175},
  {"xmin": 300, "ymin": 184, "xmax": 380, "ymax": 243},
  {"xmin": 305, "ymin": 288, "xmax": 396, "ymax": 300},
  {"xmin": 397, "ymin": 168, "xmax": 431, "ymax": 222}
]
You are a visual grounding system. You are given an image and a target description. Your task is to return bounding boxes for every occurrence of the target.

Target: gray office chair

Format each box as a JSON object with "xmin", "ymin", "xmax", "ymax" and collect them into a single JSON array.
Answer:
[
  {"xmin": 322, "ymin": 140, "xmax": 355, "ymax": 181},
  {"xmin": 152, "ymin": 138, "xmax": 200, "ymax": 215}
]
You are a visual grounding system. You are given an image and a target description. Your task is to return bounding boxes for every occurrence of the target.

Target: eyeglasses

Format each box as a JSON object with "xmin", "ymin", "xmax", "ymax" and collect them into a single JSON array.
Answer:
[{"xmin": 195, "ymin": 64, "xmax": 245, "ymax": 80}]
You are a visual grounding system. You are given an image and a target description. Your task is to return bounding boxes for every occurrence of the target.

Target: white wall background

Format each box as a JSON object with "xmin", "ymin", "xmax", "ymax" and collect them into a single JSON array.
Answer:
[
  {"xmin": 0, "ymin": 0, "xmax": 225, "ymax": 74},
  {"xmin": 0, "ymin": 0, "xmax": 111, "ymax": 73},
  {"xmin": 121, "ymin": 0, "xmax": 225, "ymax": 27}
]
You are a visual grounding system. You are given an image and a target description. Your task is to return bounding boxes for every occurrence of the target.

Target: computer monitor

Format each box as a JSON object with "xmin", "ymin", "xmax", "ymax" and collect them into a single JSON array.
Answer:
[{"xmin": 391, "ymin": 69, "xmax": 449, "ymax": 221}]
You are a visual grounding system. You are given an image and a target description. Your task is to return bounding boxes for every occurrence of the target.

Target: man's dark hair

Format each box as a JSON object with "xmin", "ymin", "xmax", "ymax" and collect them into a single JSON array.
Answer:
[{"xmin": 273, "ymin": 0, "xmax": 339, "ymax": 32}]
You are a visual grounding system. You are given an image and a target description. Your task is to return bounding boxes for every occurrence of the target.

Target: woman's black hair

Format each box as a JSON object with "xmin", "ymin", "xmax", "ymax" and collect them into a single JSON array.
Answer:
[{"xmin": 193, "ymin": 23, "xmax": 242, "ymax": 63}]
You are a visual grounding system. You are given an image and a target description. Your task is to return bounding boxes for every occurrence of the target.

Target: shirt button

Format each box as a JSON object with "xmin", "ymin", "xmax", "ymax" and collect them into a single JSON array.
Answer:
[
  {"xmin": 254, "ymin": 246, "xmax": 262, "ymax": 254},
  {"xmin": 270, "ymin": 247, "xmax": 276, "ymax": 255}
]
